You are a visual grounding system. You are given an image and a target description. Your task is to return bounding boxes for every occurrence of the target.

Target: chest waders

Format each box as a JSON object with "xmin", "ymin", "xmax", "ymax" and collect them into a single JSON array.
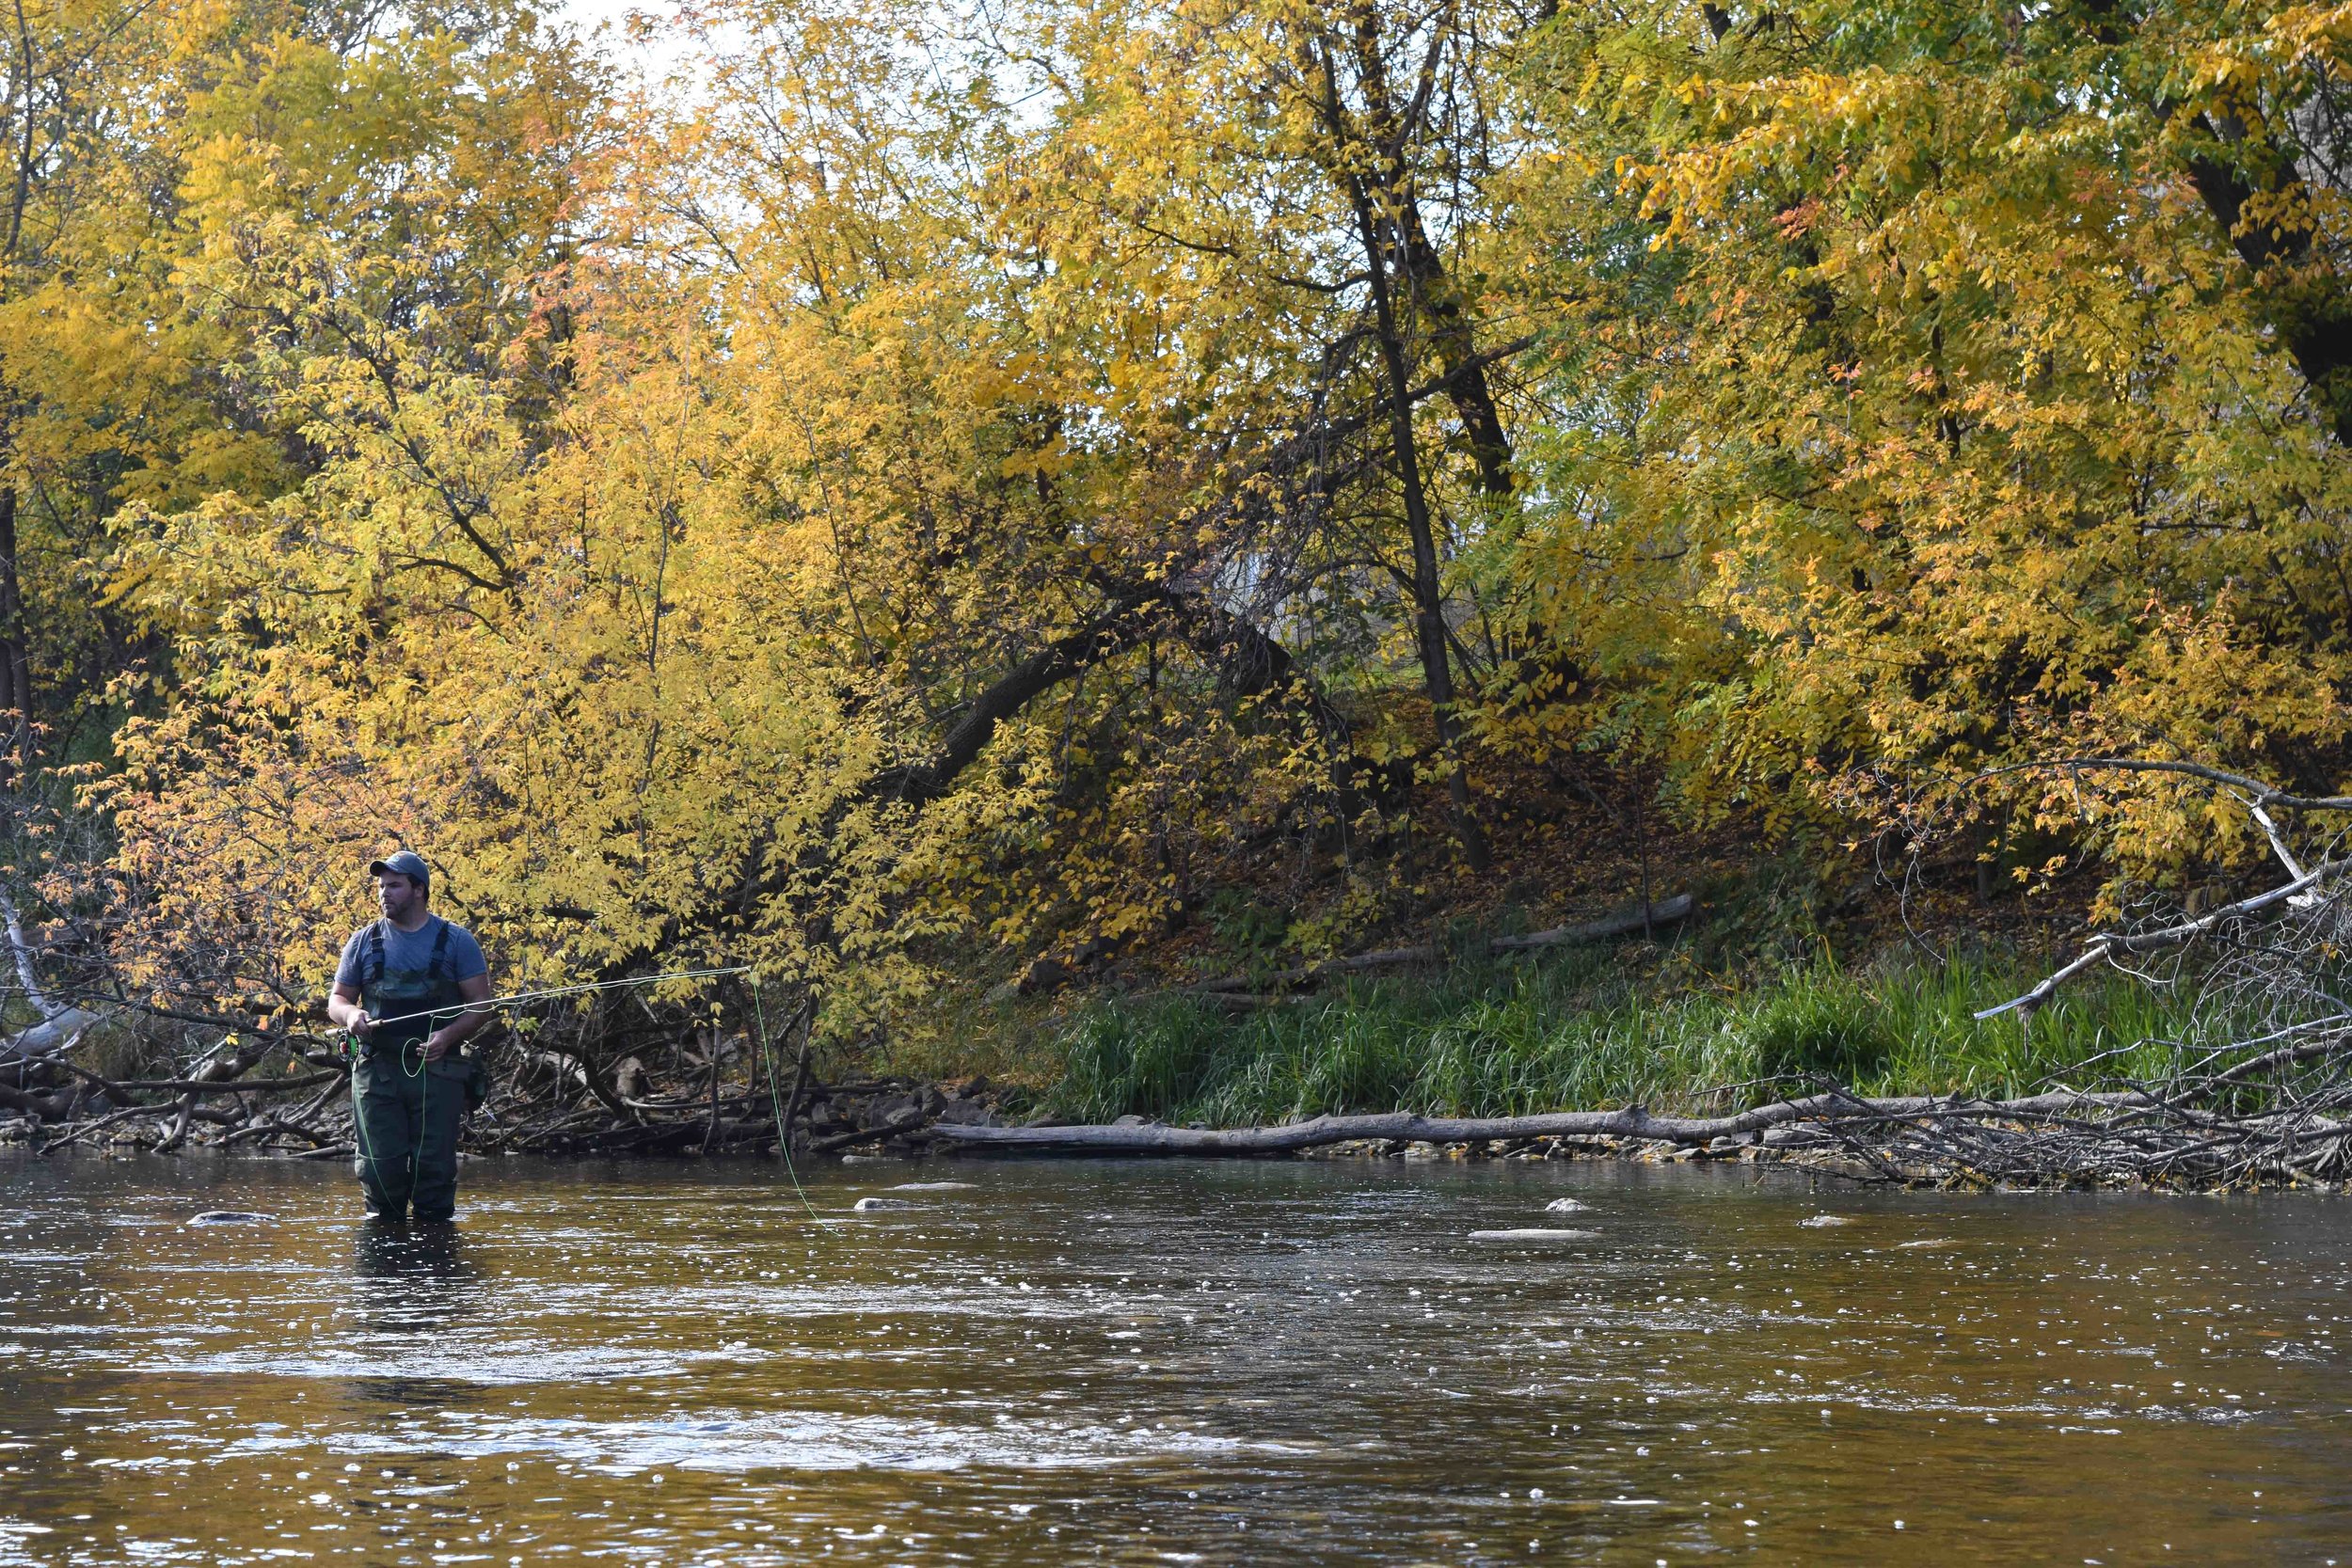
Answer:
[{"xmin": 350, "ymin": 917, "xmax": 473, "ymax": 1223}]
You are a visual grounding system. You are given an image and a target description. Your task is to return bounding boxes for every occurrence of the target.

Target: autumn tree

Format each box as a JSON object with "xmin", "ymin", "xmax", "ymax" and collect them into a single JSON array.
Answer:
[
  {"xmin": 980, "ymin": 0, "xmax": 1551, "ymax": 870},
  {"xmin": 86, "ymin": 0, "xmax": 2352, "ymax": 1055},
  {"xmin": 1503, "ymin": 0, "xmax": 2352, "ymax": 884},
  {"xmin": 0, "ymin": 0, "xmax": 246, "ymax": 767}
]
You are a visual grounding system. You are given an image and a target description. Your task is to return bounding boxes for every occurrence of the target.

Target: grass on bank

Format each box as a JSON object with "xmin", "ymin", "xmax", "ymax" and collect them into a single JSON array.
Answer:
[{"xmin": 1036, "ymin": 949, "xmax": 2196, "ymax": 1129}]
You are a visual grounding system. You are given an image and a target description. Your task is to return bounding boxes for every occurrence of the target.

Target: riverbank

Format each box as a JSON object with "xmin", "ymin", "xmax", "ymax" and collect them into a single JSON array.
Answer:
[
  {"xmin": 1021, "ymin": 950, "xmax": 2182, "ymax": 1129},
  {"xmin": 9, "ymin": 942, "xmax": 2322, "ymax": 1188},
  {"xmin": 898, "ymin": 947, "xmax": 2339, "ymax": 1189}
]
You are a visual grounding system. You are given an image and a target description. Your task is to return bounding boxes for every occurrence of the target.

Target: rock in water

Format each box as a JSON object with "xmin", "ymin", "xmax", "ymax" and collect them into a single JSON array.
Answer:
[
  {"xmin": 851, "ymin": 1196, "xmax": 922, "ymax": 1212},
  {"xmin": 889, "ymin": 1181, "xmax": 977, "ymax": 1192},
  {"xmin": 186, "ymin": 1211, "xmax": 277, "ymax": 1227},
  {"xmin": 1469, "ymin": 1228, "xmax": 1598, "ymax": 1243},
  {"xmin": 1543, "ymin": 1197, "xmax": 1592, "ymax": 1214},
  {"xmin": 1798, "ymin": 1214, "xmax": 1852, "ymax": 1228}
]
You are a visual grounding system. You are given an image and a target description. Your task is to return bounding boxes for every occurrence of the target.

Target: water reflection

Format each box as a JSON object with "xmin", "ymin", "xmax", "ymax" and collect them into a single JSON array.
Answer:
[
  {"xmin": 344, "ymin": 1219, "xmax": 484, "ymax": 1413},
  {"xmin": 351, "ymin": 1218, "xmax": 479, "ymax": 1330}
]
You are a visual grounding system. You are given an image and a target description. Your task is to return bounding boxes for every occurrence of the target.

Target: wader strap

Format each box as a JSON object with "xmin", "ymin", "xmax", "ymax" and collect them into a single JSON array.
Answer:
[
  {"xmin": 358, "ymin": 916, "xmax": 460, "ymax": 1058},
  {"xmin": 361, "ymin": 916, "xmax": 449, "ymax": 988}
]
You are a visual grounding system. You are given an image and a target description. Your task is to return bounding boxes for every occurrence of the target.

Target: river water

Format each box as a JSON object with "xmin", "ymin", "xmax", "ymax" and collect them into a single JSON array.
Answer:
[{"xmin": 2, "ymin": 1152, "xmax": 2349, "ymax": 1564}]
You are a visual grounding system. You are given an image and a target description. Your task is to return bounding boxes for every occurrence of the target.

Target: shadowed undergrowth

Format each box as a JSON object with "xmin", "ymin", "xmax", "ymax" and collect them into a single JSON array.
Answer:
[{"xmin": 1039, "ymin": 953, "xmax": 2195, "ymax": 1128}]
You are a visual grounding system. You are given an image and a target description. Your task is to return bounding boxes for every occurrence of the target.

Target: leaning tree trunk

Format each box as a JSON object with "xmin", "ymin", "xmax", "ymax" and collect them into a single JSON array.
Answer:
[
  {"xmin": 1345, "ymin": 169, "xmax": 1489, "ymax": 872},
  {"xmin": 0, "ymin": 474, "xmax": 30, "ymax": 770}
]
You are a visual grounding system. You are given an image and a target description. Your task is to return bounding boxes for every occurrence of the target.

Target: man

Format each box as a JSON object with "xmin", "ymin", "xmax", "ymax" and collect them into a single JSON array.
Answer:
[{"xmin": 326, "ymin": 850, "xmax": 493, "ymax": 1223}]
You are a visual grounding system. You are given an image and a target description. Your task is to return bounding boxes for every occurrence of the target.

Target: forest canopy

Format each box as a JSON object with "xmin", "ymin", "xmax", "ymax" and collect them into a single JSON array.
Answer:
[{"xmin": 8, "ymin": 0, "xmax": 2352, "ymax": 1041}]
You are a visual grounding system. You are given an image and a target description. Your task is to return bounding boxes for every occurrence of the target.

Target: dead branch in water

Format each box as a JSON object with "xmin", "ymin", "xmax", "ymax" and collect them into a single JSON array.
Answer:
[{"xmin": 932, "ymin": 1089, "xmax": 2150, "ymax": 1154}]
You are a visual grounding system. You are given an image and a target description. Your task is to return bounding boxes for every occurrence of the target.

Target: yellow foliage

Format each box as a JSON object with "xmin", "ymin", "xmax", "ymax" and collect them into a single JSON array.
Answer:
[{"xmin": 29, "ymin": 0, "xmax": 2352, "ymax": 1037}]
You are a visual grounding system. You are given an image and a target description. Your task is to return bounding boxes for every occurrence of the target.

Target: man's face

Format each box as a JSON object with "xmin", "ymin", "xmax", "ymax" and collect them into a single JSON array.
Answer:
[{"xmin": 375, "ymin": 873, "xmax": 424, "ymax": 921}]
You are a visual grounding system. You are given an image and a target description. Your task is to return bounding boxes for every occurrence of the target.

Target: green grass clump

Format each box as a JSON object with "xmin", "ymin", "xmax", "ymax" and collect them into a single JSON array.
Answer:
[{"xmin": 1042, "ymin": 952, "xmax": 2193, "ymax": 1128}]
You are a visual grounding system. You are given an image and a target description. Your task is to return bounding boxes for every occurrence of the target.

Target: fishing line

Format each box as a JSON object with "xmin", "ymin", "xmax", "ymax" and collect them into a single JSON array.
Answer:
[
  {"xmin": 348, "ymin": 1015, "xmax": 443, "ymax": 1214},
  {"xmin": 755, "ymin": 987, "xmax": 825, "ymax": 1225}
]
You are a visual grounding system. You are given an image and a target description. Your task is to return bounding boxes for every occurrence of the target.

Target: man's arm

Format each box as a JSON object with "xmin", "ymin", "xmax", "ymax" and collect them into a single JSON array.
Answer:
[
  {"xmin": 326, "ymin": 981, "xmax": 373, "ymax": 1037},
  {"xmin": 423, "ymin": 973, "xmax": 494, "ymax": 1062}
]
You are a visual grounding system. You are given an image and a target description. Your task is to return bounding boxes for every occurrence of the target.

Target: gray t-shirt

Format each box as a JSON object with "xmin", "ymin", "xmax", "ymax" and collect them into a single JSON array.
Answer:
[{"xmin": 333, "ymin": 916, "xmax": 488, "ymax": 992}]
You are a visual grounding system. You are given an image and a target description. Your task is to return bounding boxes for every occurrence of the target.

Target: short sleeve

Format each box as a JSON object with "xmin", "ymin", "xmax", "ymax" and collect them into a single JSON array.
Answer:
[
  {"xmin": 448, "ymin": 925, "xmax": 488, "ymax": 982},
  {"xmin": 332, "ymin": 928, "xmax": 367, "ymax": 991}
]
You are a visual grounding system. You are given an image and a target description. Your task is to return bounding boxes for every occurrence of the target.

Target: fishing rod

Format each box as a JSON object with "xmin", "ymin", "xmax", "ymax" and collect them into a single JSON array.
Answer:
[{"xmin": 353, "ymin": 965, "xmax": 754, "ymax": 1034}]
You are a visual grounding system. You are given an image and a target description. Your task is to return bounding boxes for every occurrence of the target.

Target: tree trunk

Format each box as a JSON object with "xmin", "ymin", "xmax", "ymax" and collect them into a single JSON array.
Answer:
[
  {"xmin": 2176, "ymin": 121, "xmax": 2352, "ymax": 449},
  {"xmin": 1342, "ymin": 17, "xmax": 1515, "ymax": 499},
  {"xmin": 1346, "ymin": 173, "xmax": 1489, "ymax": 871},
  {"xmin": 0, "ymin": 475, "xmax": 29, "ymax": 768},
  {"xmin": 1391, "ymin": 192, "xmax": 1516, "ymax": 499}
]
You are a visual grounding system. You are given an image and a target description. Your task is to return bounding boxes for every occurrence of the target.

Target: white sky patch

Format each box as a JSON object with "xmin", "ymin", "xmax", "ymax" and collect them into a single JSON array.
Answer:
[{"xmin": 553, "ymin": 0, "xmax": 713, "ymax": 95}]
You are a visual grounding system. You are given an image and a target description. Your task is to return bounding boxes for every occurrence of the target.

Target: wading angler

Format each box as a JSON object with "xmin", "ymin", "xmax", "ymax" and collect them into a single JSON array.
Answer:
[{"xmin": 326, "ymin": 851, "xmax": 492, "ymax": 1223}]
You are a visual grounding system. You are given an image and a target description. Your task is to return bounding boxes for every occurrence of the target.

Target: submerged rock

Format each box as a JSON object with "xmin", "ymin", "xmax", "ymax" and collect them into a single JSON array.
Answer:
[
  {"xmin": 1469, "ymin": 1228, "xmax": 1599, "ymax": 1243},
  {"xmin": 1543, "ymin": 1197, "xmax": 1593, "ymax": 1214},
  {"xmin": 186, "ymin": 1211, "xmax": 277, "ymax": 1227},
  {"xmin": 851, "ymin": 1196, "xmax": 922, "ymax": 1212},
  {"xmin": 889, "ymin": 1181, "xmax": 977, "ymax": 1192},
  {"xmin": 1798, "ymin": 1214, "xmax": 1853, "ymax": 1228}
]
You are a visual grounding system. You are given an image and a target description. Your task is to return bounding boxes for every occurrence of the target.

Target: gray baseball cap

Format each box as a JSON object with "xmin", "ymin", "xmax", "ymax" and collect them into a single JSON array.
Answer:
[{"xmin": 367, "ymin": 849, "xmax": 431, "ymax": 886}]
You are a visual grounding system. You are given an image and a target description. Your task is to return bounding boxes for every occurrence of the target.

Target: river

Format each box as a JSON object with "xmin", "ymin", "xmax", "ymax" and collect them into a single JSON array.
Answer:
[{"xmin": 2, "ymin": 1152, "xmax": 2348, "ymax": 1563}]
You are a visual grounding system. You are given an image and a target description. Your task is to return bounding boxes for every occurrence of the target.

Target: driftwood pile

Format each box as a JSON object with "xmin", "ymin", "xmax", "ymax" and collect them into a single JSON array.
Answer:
[
  {"xmin": 0, "ymin": 1051, "xmax": 1015, "ymax": 1161},
  {"xmin": 0, "ymin": 982, "xmax": 1014, "ymax": 1161},
  {"xmin": 0, "ymin": 895, "xmax": 1698, "ymax": 1163}
]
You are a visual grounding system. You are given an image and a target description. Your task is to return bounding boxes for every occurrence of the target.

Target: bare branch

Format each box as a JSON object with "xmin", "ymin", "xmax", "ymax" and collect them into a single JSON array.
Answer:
[
  {"xmin": 1976, "ymin": 860, "xmax": 2346, "ymax": 1020},
  {"xmin": 1978, "ymin": 756, "xmax": 2352, "ymax": 813}
]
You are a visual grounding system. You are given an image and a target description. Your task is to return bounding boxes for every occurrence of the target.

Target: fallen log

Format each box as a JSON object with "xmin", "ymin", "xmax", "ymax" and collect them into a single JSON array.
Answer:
[
  {"xmin": 0, "ymin": 1006, "xmax": 103, "ymax": 1069},
  {"xmin": 810, "ymin": 1111, "xmax": 931, "ymax": 1153},
  {"xmin": 1187, "ymin": 895, "xmax": 1692, "ymax": 995},
  {"xmin": 1490, "ymin": 893, "xmax": 1696, "ymax": 951},
  {"xmin": 0, "ymin": 1081, "xmax": 91, "ymax": 1120},
  {"xmin": 63, "ymin": 1067, "xmax": 343, "ymax": 1097},
  {"xmin": 930, "ymin": 1088, "xmax": 2153, "ymax": 1157}
]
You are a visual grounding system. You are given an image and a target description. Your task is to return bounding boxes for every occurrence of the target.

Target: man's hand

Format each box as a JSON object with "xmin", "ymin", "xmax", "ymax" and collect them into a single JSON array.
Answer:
[
  {"xmin": 328, "ymin": 984, "xmax": 375, "ymax": 1040},
  {"xmin": 428, "ymin": 973, "xmax": 495, "ymax": 1063}
]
